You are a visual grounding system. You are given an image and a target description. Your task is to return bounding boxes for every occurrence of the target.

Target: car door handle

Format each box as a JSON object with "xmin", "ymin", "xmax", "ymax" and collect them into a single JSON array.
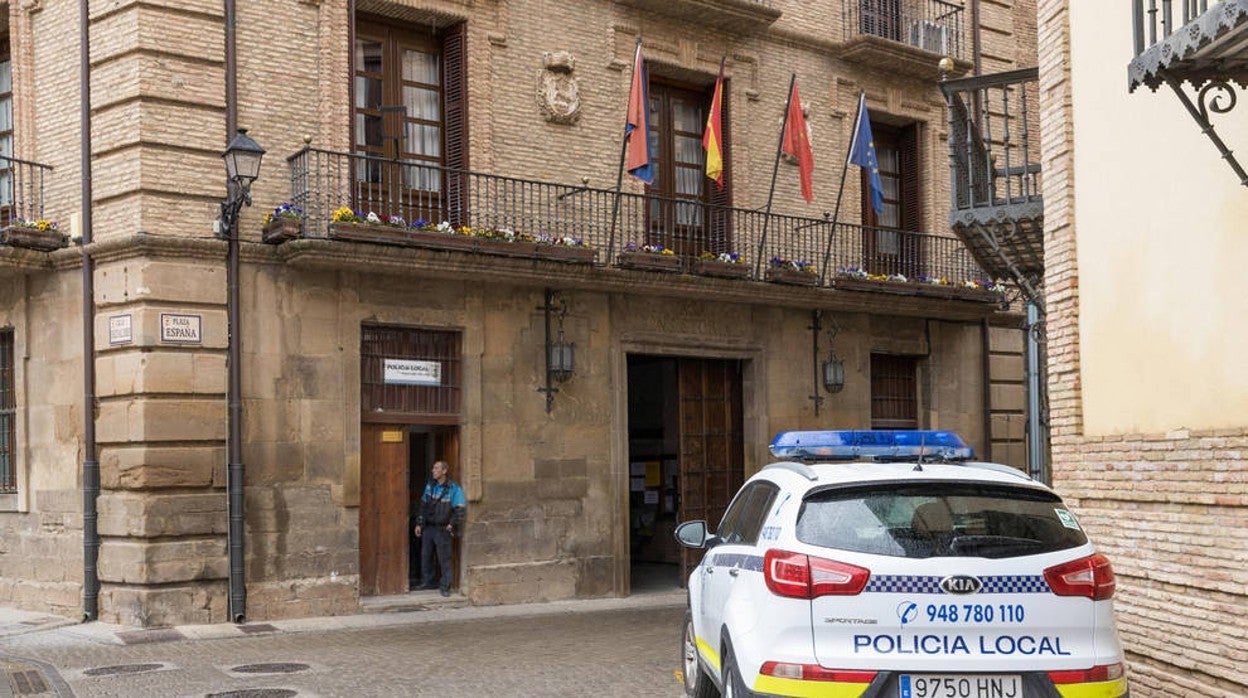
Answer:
[
  {"xmin": 706, "ymin": 567, "xmax": 714, "ymax": 574},
  {"xmin": 728, "ymin": 568, "xmax": 739, "ymax": 577}
]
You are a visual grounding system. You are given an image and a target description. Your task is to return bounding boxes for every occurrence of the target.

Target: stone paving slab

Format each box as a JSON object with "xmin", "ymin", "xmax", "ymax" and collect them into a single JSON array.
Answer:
[{"xmin": 0, "ymin": 589, "xmax": 688, "ymax": 697}]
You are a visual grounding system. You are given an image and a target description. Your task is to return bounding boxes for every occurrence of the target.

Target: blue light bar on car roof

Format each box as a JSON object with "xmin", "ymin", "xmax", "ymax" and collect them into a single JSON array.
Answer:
[{"xmin": 769, "ymin": 430, "xmax": 974, "ymax": 461}]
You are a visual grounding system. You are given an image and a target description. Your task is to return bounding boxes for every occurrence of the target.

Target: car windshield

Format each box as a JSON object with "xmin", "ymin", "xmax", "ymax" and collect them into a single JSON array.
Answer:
[{"xmin": 795, "ymin": 482, "xmax": 1089, "ymax": 559}]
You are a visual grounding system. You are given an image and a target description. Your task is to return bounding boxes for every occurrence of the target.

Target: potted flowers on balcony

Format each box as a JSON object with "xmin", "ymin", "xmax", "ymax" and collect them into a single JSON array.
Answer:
[
  {"xmin": 261, "ymin": 202, "xmax": 305, "ymax": 244},
  {"xmin": 765, "ymin": 257, "xmax": 818, "ymax": 285},
  {"xmin": 691, "ymin": 251, "xmax": 750, "ymax": 280},
  {"xmin": 0, "ymin": 218, "xmax": 67, "ymax": 251},
  {"xmin": 833, "ymin": 266, "xmax": 1005, "ymax": 303},
  {"xmin": 617, "ymin": 242, "xmax": 682, "ymax": 273}
]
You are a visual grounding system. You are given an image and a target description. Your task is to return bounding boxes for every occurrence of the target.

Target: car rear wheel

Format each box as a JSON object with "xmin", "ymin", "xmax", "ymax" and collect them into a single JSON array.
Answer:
[
  {"xmin": 721, "ymin": 642, "xmax": 753, "ymax": 698},
  {"xmin": 682, "ymin": 611, "xmax": 719, "ymax": 698}
]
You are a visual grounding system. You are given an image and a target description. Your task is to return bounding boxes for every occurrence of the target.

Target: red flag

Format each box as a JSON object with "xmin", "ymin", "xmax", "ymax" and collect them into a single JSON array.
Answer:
[
  {"xmin": 625, "ymin": 42, "xmax": 654, "ymax": 184},
  {"xmin": 782, "ymin": 81, "xmax": 814, "ymax": 203},
  {"xmin": 702, "ymin": 59, "xmax": 726, "ymax": 189}
]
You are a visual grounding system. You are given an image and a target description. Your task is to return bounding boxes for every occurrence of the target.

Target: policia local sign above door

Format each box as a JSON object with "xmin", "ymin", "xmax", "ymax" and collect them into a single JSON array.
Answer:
[{"xmin": 384, "ymin": 359, "xmax": 442, "ymax": 386}]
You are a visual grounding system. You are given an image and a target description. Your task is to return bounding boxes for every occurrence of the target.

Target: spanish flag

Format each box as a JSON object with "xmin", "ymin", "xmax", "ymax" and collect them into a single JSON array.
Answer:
[
  {"xmin": 625, "ymin": 41, "xmax": 654, "ymax": 184},
  {"xmin": 703, "ymin": 59, "xmax": 726, "ymax": 189},
  {"xmin": 781, "ymin": 80, "xmax": 815, "ymax": 203}
]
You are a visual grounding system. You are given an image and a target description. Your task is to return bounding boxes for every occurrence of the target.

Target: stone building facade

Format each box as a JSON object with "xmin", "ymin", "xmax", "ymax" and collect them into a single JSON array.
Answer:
[
  {"xmin": 0, "ymin": 0, "xmax": 1039, "ymax": 627},
  {"xmin": 1038, "ymin": 1, "xmax": 1248, "ymax": 695}
]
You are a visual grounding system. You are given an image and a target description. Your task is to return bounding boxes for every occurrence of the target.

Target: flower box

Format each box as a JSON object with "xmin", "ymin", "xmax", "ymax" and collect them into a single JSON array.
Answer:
[
  {"xmin": 329, "ymin": 222, "xmax": 477, "ymax": 250},
  {"xmin": 262, "ymin": 217, "xmax": 303, "ymax": 244},
  {"xmin": 834, "ymin": 275, "xmax": 1001, "ymax": 302},
  {"xmin": 0, "ymin": 224, "xmax": 67, "ymax": 251},
  {"xmin": 467, "ymin": 237, "xmax": 596, "ymax": 264},
  {"xmin": 691, "ymin": 259, "xmax": 750, "ymax": 280},
  {"xmin": 765, "ymin": 267, "xmax": 819, "ymax": 286},
  {"xmin": 617, "ymin": 250, "xmax": 683, "ymax": 273}
]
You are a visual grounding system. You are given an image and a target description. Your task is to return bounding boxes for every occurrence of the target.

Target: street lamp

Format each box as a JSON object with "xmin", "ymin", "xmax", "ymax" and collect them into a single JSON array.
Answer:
[{"xmin": 218, "ymin": 128, "xmax": 265, "ymax": 237}]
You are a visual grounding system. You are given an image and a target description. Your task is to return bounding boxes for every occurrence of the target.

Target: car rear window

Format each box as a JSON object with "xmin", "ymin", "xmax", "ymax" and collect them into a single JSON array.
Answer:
[{"xmin": 795, "ymin": 482, "xmax": 1089, "ymax": 559}]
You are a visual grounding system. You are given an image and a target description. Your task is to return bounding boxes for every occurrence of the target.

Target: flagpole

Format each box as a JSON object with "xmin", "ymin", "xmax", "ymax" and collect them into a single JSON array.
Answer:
[
  {"xmin": 608, "ymin": 37, "xmax": 643, "ymax": 265},
  {"xmin": 755, "ymin": 72, "xmax": 796, "ymax": 278},
  {"xmin": 820, "ymin": 91, "xmax": 863, "ymax": 285}
]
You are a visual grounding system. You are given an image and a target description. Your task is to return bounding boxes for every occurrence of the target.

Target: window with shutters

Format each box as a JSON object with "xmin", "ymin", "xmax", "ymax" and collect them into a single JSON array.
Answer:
[
  {"xmin": 645, "ymin": 78, "xmax": 732, "ymax": 258},
  {"xmin": 351, "ymin": 17, "xmax": 468, "ymax": 225},
  {"xmin": 861, "ymin": 121, "xmax": 923, "ymax": 277},
  {"xmin": 0, "ymin": 328, "xmax": 15, "ymax": 494},
  {"xmin": 870, "ymin": 353, "xmax": 918, "ymax": 430}
]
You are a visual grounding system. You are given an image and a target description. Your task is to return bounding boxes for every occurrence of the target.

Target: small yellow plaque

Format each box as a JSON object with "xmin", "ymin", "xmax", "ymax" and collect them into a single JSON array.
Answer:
[{"xmin": 381, "ymin": 430, "xmax": 404, "ymax": 443}]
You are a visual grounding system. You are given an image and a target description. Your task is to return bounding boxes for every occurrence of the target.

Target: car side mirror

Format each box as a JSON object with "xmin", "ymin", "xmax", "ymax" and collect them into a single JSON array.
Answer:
[{"xmin": 674, "ymin": 520, "xmax": 710, "ymax": 549}]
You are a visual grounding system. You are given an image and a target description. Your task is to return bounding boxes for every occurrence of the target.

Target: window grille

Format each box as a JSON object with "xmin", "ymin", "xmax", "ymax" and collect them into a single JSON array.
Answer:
[
  {"xmin": 871, "ymin": 353, "xmax": 918, "ymax": 430},
  {"xmin": 361, "ymin": 325, "xmax": 461, "ymax": 423}
]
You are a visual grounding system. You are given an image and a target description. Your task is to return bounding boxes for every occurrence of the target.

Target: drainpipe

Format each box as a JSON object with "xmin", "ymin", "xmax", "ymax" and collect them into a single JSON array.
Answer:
[
  {"xmin": 224, "ymin": 0, "xmax": 246, "ymax": 623},
  {"xmin": 971, "ymin": 0, "xmax": 982, "ymax": 76},
  {"xmin": 1025, "ymin": 302, "xmax": 1047, "ymax": 484},
  {"xmin": 80, "ymin": 0, "xmax": 99, "ymax": 622}
]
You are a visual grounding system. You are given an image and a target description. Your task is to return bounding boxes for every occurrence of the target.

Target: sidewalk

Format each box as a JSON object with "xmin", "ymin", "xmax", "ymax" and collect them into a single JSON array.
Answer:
[
  {"xmin": 1, "ymin": 588, "xmax": 687, "ymax": 698},
  {"xmin": 0, "ymin": 586, "xmax": 685, "ymax": 648}
]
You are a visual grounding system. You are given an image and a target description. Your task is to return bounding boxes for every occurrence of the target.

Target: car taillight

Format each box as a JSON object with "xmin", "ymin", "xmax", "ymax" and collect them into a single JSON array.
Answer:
[
  {"xmin": 1048, "ymin": 662, "xmax": 1124, "ymax": 684},
  {"xmin": 763, "ymin": 549, "xmax": 869, "ymax": 599},
  {"xmin": 1044, "ymin": 553, "xmax": 1116, "ymax": 600},
  {"xmin": 760, "ymin": 661, "xmax": 877, "ymax": 683}
]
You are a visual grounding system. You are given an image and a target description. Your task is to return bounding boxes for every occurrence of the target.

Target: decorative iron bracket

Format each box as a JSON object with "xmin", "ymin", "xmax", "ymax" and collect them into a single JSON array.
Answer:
[{"xmin": 1161, "ymin": 71, "xmax": 1248, "ymax": 186}]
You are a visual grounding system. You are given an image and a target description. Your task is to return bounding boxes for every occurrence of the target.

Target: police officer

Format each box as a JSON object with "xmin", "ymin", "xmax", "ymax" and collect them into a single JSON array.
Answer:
[{"xmin": 414, "ymin": 460, "xmax": 466, "ymax": 597}]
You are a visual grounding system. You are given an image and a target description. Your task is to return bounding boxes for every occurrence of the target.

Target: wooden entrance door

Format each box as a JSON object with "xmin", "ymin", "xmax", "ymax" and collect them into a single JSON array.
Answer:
[
  {"xmin": 677, "ymin": 358, "xmax": 744, "ymax": 581},
  {"xmin": 360, "ymin": 424, "xmax": 410, "ymax": 596}
]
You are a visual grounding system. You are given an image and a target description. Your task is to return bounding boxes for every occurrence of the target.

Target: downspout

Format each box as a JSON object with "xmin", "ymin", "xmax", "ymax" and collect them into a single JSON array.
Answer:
[
  {"xmin": 224, "ymin": 0, "xmax": 245, "ymax": 623},
  {"xmin": 80, "ymin": 0, "xmax": 99, "ymax": 622},
  {"xmin": 1025, "ymin": 302, "xmax": 1048, "ymax": 484}
]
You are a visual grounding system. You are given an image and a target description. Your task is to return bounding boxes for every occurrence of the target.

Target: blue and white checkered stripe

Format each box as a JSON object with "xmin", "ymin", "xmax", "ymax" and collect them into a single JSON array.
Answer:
[{"xmin": 865, "ymin": 574, "xmax": 1051, "ymax": 594}]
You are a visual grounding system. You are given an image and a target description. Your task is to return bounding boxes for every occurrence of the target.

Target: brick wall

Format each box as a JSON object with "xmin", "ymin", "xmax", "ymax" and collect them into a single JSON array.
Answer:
[{"xmin": 1038, "ymin": 1, "xmax": 1248, "ymax": 694}]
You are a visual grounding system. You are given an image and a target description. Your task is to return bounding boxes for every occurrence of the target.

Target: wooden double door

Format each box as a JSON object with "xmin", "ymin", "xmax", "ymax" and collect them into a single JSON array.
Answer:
[{"xmin": 359, "ymin": 424, "xmax": 459, "ymax": 596}]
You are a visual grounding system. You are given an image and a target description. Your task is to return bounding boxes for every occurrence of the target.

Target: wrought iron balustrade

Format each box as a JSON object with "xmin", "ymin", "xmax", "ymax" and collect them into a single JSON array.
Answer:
[
  {"xmin": 285, "ymin": 146, "xmax": 991, "ymax": 289},
  {"xmin": 842, "ymin": 0, "xmax": 966, "ymax": 60},
  {"xmin": 0, "ymin": 154, "xmax": 53, "ymax": 227}
]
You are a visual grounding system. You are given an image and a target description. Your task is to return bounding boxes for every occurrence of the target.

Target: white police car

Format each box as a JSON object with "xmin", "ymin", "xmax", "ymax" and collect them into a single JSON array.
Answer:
[{"xmin": 676, "ymin": 430, "xmax": 1127, "ymax": 698}]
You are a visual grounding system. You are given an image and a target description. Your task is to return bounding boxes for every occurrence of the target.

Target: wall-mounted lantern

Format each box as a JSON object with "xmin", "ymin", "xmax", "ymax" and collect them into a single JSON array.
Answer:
[{"xmin": 539, "ymin": 289, "xmax": 574, "ymax": 412}]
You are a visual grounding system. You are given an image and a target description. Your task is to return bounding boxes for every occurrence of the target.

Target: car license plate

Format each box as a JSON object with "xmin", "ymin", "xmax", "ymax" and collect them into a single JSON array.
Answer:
[{"xmin": 899, "ymin": 674, "xmax": 1023, "ymax": 698}]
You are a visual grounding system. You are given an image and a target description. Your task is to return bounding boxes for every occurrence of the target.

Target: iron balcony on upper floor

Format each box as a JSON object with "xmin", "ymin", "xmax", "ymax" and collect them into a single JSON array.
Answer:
[
  {"xmin": 1129, "ymin": 0, "xmax": 1248, "ymax": 92},
  {"xmin": 270, "ymin": 146, "xmax": 1002, "ymax": 305},
  {"xmin": 0, "ymin": 155, "xmax": 66, "ymax": 259},
  {"xmin": 941, "ymin": 67, "xmax": 1043, "ymax": 308},
  {"xmin": 840, "ymin": 0, "xmax": 971, "ymax": 80}
]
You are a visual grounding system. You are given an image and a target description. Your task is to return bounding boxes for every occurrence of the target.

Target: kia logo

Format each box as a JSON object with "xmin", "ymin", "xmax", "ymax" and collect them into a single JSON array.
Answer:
[{"xmin": 940, "ymin": 575, "xmax": 982, "ymax": 595}]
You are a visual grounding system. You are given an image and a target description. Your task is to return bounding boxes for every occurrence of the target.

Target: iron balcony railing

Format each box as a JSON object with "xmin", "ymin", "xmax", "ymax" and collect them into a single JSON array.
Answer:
[
  {"xmin": 0, "ymin": 154, "xmax": 53, "ymax": 226},
  {"xmin": 1133, "ymin": 0, "xmax": 1213, "ymax": 55},
  {"xmin": 842, "ymin": 0, "xmax": 966, "ymax": 60},
  {"xmin": 285, "ymin": 146, "xmax": 991, "ymax": 288},
  {"xmin": 941, "ymin": 67, "xmax": 1041, "ymax": 216}
]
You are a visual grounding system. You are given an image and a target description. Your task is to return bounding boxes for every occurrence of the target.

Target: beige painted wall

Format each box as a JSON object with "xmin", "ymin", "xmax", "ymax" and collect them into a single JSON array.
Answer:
[{"xmin": 1070, "ymin": 2, "xmax": 1248, "ymax": 435}]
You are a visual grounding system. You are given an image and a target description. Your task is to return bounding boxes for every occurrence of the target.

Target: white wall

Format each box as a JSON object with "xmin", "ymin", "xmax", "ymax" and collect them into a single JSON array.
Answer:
[{"xmin": 1070, "ymin": 1, "xmax": 1248, "ymax": 434}]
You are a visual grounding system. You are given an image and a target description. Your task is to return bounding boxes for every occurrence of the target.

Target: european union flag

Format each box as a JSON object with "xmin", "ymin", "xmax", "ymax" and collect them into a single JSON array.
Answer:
[{"xmin": 849, "ymin": 93, "xmax": 884, "ymax": 216}]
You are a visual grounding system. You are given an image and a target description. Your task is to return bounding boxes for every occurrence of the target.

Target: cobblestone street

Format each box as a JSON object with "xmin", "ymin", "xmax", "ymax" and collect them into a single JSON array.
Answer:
[{"xmin": 0, "ymin": 592, "xmax": 687, "ymax": 698}]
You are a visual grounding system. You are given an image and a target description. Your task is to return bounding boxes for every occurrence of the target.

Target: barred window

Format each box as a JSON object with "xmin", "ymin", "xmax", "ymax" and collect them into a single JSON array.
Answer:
[
  {"xmin": 0, "ymin": 328, "xmax": 14, "ymax": 493},
  {"xmin": 361, "ymin": 325, "xmax": 461, "ymax": 424}
]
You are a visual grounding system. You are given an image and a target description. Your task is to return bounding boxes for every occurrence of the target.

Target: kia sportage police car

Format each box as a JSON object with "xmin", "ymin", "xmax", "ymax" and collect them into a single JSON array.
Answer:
[{"xmin": 675, "ymin": 430, "xmax": 1127, "ymax": 698}]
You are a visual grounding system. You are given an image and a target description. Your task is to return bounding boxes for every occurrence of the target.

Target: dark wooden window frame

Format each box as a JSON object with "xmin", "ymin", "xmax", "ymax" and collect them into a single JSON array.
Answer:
[
  {"xmin": 350, "ymin": 16, "xmax": 469, "ymax": 225},
  {"xmin": 861, "ymin": 121, "xmax": 924, "ymax": 277},
  {"xmin": 870, "ymin": 353, "xmax": 919, "ymax": 430},
  {"xmin": 645, "ymin": 75, "xmax": 733, "ymax": 257}
]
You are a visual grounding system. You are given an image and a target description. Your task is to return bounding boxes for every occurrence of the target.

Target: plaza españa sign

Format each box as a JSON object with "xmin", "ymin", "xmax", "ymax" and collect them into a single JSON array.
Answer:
[
  {"xmin": 160, "ymin": 313, "xmax": 202, "ymax": 344},
  {"xmin": 384, "ymin": 359, "xmax": 441, "ymax": 386}
]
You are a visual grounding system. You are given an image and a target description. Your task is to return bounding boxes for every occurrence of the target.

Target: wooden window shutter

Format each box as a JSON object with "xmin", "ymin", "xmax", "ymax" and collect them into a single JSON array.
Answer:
[
  {"xmin": 899, "ymin": 123, "xmax": 922, "ymax": 232},
  {"xmin": 441, "ymin": 22, "xmax": 469, "ymax": 226},
  {"xmin": 708, "ymin": 79, "xmax": 732, "ymax": 251}
]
